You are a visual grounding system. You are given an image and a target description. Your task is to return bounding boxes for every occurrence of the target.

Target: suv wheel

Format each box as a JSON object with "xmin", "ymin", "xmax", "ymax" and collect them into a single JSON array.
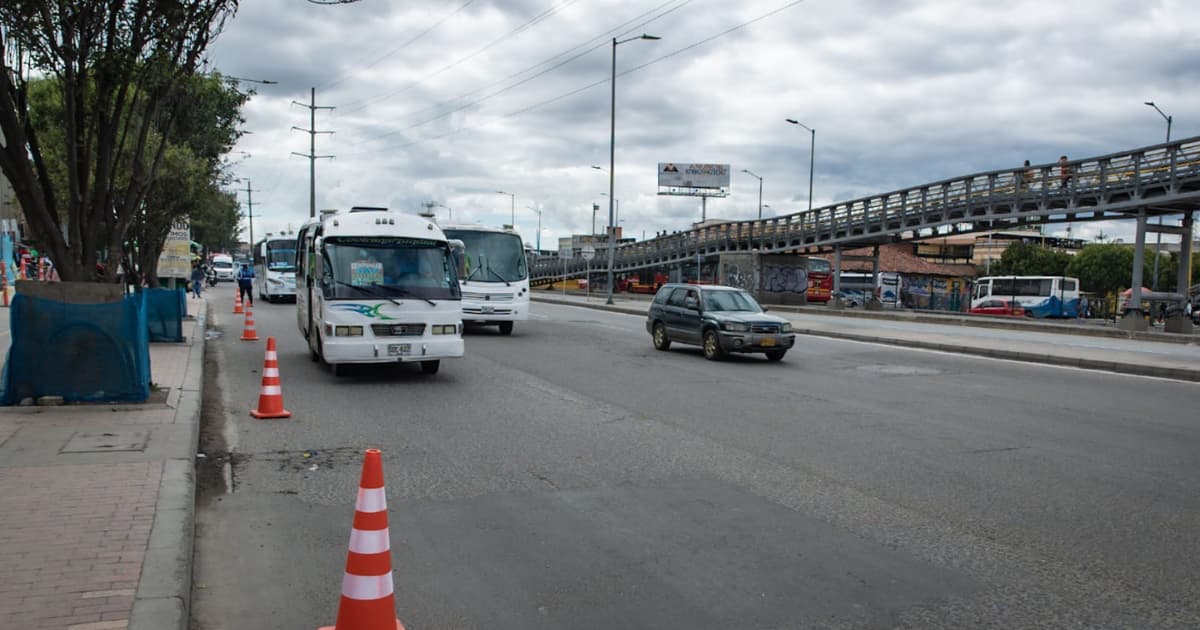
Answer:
[
  {"xmin": 652, "ymin": 322, "xmax": 671, "ymax": 351},
  {"xmin": 702, "ymin": 329, "xmax": 725, "ymax": 361}
]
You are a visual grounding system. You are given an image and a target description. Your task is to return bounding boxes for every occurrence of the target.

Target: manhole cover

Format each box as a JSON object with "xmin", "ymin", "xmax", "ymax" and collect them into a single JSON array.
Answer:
[
  {"xmin": 855, "ymin": 364, "xmax": 942, "ymax": 376},
  {"xmin": 61, "ymin": 430, "xmax": 149, "ymax": 453}
]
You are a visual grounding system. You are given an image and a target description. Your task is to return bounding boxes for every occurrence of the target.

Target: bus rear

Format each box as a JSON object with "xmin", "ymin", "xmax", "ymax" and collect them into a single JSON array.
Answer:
[{"xmin": 805, "ymin": 257, "xmax": 833, "ymax": 303}]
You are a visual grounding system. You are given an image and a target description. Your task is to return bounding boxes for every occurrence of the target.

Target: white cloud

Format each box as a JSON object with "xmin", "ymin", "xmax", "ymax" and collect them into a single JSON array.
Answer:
[{"xmin": 205, "ymin": 0, "xmax": 1200, "ymax": 247}]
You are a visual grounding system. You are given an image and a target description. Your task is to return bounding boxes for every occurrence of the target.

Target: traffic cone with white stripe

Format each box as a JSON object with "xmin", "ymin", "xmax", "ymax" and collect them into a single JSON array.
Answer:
[
  {"xmin": 319, "ymin": 448, "xmax": 406, "ymax": 630},
  {"xmin": 234, "ymin": 288, "xmax": 244, "ymax": 314},
  {"xmin": 250, "ymin": 337, "xmax": 291, "ymax": 419},
  {"xmin": 240, "ymin": 303, "xmax": 259, "ymax": 341}
]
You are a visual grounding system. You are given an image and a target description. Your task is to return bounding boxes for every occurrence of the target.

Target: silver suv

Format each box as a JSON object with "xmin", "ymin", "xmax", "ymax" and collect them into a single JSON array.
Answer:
[{"xmin": 646, "ymin": 284, "xmax": 796, "ymax": 361}]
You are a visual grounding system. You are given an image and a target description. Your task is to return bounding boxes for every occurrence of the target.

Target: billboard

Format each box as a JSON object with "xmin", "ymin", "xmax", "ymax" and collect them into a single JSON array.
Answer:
[
  {"xmin": 157, "ymin": 221, "xmax": 192, "ymax": 279},
  {"xmin": 657, "ymin": 163, "xmax": 730, "ymax": 189}
]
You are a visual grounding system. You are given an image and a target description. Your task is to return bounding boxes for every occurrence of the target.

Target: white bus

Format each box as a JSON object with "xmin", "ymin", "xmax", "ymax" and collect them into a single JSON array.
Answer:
[
  {"xmin": 253, "ymin": 237, "xmax": 297, "ymax": 302},
  {"xmin": 837, "ymin": 271, "xmax": 902, "ymax": 308},
  {"xmin": 295, "ymin": 207, "xmax": 465, "ymax": 376},
  {"xmin": 971, "ymin": 275, "xmax": 1080, "ymax": 318},
  {"xmin": 440, "ymin": 223, "xmax": 530, "ymax": 335}
]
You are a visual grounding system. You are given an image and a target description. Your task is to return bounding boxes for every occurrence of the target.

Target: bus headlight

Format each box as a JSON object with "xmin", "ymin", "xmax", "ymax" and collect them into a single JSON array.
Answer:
[
  {"xmin": 722, "ymin": 322, "xmax": 750, "ymax": 332},
  {"xmin": 780, "ymin": 322, "xmax": 792, "ymax": 333},
  {"xmin": 431, "ymin": 324, "xmax": 458, "ymax": 334},
  {"xmin": 335, "ymin": 325, "xmax": 363, "ymax": 336}
]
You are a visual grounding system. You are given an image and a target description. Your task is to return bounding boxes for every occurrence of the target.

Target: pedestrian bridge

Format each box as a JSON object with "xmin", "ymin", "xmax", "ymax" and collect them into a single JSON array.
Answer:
[{"xmin": 531, "ymin": 136, "xmax": 1200, "ymax": 282}]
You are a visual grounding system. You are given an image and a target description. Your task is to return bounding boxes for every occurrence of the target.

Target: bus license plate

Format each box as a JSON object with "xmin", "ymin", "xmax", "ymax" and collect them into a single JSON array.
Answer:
[
  {"xmin": 760, "ymin": 337, "xmax": 776, "ymax": 347},
  {"xmin": 388, "ymin": 344, "xmax": 411, "ymax": 356}
]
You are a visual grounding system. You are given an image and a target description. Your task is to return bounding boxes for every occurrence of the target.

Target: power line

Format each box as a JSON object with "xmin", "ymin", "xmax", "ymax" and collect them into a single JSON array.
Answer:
[
  {"xmin": 343, "ymin": 0, "xmax": 806, "ymax": 155},
  {"xmin": 339, "ymin": 0, "xmax": 584, "ymax": 115},
  {"xmin": 317, "ymin": 0, "xmax": 477, "ymax": 92},
  {"xmin": 345, "ymin": 0, "xmax": 695, "ymax": 149}
]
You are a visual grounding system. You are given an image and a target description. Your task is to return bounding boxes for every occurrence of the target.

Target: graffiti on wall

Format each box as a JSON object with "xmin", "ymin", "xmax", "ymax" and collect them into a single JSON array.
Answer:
[
  {"xmin": 762, "ymin": 264, "xmax": 808, "ymax": 294},
  {"xmin": 723, "ymin": 262, "xmax": 756, "ymax": 291}
]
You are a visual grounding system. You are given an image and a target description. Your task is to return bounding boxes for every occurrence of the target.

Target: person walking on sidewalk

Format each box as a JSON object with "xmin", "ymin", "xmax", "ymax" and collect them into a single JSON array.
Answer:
[
  {"xmin": 190, "ymin": 263, "xmax": 205, "ymax": 299},
  {"xmin": 237, "ymin": 262, "xmax": 255, "ymax": 307}
]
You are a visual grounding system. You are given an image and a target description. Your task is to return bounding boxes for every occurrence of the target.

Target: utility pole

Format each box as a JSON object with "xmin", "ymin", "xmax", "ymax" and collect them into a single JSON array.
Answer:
[
  {"xmin": 236, "ymin": 180, "xmax": 261, "ymax": 253},
  {"xmin": 292, "ymin": 87, "xmax": 335, "ymax": 218}
]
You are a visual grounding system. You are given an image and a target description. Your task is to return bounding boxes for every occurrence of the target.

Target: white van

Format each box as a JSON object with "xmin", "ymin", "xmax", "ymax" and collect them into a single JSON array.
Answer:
[{"xmin": 210, "ymin": 254, "xmax": 235, "ymax": 282}]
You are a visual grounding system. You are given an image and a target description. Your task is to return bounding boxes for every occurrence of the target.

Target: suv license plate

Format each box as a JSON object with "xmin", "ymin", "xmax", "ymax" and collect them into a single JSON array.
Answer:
[
  {"xmin": 760, "ymin": 337, "xmax": 776, "ymax": 347},
  {"xmin": 388, "ymin": 344, "xmax": 411, "ymax": 356}
]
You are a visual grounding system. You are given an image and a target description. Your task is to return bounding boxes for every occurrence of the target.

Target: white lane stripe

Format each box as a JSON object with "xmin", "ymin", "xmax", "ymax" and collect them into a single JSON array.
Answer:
[
  {"xmin": 260, "ymin": 385, "xmax": 281, "ymax": 395},
  {"xmin": 263, "ymin": 367, "xmax": 279, "ymax": 377},
  {"xmin": 341, "ymin": 572, "xmax": 393, "ymax": 600},
  {"xmin": 348, "ymin": 528, "xmax": 390, "ymax": 554},
  {"xmin": 356, "ymin": 487, "xmax": 387, "ymax": 512},
  {"xmin": 266, "ymin": 351, "xmax": 277, "ymax": 360}
]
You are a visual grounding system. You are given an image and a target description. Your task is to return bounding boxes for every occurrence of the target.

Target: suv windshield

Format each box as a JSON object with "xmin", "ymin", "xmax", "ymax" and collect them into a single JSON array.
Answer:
[
  {"xmin": 321, "ymin": 237, "xmax": 459, "ymax": 300},
  {"xmin": 703, "ymin": 290, "xmax": 763, "ymax": 312}
]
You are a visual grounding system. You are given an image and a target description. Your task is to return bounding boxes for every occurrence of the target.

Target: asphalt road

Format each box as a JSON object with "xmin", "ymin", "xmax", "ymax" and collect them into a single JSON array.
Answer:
[{"xmin": 191, "ymin": 291, "xmax": 1200, "ymax": 630}]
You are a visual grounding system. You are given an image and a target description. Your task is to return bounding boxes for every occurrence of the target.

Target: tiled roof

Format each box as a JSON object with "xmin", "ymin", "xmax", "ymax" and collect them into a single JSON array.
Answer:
[{"xmin": 839, "ymin": 243, "xmax": 977, "ymax": 277}]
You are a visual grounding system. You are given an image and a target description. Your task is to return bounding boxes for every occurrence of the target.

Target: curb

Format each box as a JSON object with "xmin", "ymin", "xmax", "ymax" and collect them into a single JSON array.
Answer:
[
  {"xmin": 532, "ymin": 295, "xmax": 1200, "ymax": 382},
  {"xmin": 129, "ymin": 304, "xmax": 206, "ymax": 630}
]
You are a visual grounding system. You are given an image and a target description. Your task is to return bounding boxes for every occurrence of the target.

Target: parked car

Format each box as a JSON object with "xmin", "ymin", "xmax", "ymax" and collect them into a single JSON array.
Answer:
[
  {"xmin": 646, "ymin": 283, "xmax": 796, "ymax": 361},
  {"xmin": 969, "ymin": 299, "xmax": 1025, "ymax": 317},
  {"xmin": 210, "ymin": 254, "xmax": 235, "ymax": 281}
]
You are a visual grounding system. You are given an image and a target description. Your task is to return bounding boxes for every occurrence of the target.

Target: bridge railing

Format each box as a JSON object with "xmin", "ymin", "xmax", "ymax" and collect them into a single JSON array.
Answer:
[{"xmin": 532, "ymin": 137, "xmax": 1200, "ymax": 279}]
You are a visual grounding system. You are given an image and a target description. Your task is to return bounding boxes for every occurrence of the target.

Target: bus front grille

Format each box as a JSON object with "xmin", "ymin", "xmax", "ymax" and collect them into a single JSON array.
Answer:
[{"xmin": 371, "ymin": 323, "xmax": 426, "ymax": 337}]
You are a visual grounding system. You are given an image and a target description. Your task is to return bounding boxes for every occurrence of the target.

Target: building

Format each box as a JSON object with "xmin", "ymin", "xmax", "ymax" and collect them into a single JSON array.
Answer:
[
  {"xmin": 839, "ymin": 242, "xmax": 978, "ymax": 311},
  {"xmin": 557, "ymin": 227, "xmax": 629, "ymax": 259}
]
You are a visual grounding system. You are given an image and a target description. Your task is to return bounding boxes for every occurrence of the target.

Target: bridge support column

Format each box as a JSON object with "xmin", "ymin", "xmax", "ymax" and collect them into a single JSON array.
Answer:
[
  {"xmin": 830, "ymin": 245, "xmax": 845, "ymax": 309},
  {"xmin": 1120, "ymin": 210, "xmax": 1150, "ymax": 332},
  {"xmin": 1165, "ymin": 212, "xmax": 1195, "ymax": 334},
  {"xmin": 865, "ymin": 245, "xmax": 883, "ymax": 310}
]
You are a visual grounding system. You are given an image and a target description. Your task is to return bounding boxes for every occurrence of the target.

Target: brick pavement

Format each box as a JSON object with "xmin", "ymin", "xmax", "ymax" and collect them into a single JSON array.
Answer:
[{"xmin": 0, "ymin": 296, "xmax": 205, "ymax": 630}]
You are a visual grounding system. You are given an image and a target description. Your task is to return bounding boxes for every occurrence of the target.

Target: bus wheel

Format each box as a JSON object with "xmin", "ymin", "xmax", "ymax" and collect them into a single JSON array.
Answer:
[
  {"xmin": 498, "ymin": 321, "xmax": 514, "ymax": 336},
  {"xmin": 420, "ymin": 360, "xmax": 440, "ymax": 375}
]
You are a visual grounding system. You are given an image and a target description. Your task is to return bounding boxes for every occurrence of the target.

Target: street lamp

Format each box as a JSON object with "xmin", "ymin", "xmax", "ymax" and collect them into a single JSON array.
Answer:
[
  {"xmin": 495, "ymin": 191, "xmax": 515, "ymax": 229},
  {"xmin": 1144, "ymin": 101, "xmax": 1173, "ymax": 289},
  {"xmin": 433, "ymin": 203, "xmax": 452, "ymax": 222},
  {"xmin": 223, "ymin": 76, "xmax": 278, "ymax": 85},
  {"xmin": 525, "ymin": 205, "xmax": 543, "ymax": 250},
  {"xmin": 605, "ymin": 33, "xmax": 660, "ymax": 305},
  {"xmin": 1144, "ymin": 101, "xmax": 1172, "ymax": 142},
  {"xmin": 742, "ymin": 169, "xmax": 763, "ymax": 219},
  {"xmin": 785, "ymin": 118, "xmax": 816, "ymax": 211}
]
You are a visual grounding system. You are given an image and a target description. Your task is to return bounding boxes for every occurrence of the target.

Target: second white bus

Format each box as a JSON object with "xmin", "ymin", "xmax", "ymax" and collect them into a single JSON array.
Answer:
[
  {"xmin": 253, "ymin": 237, "xmax": 297, "ymax": 302},
  {"xmin": 972, "ymin": 276, "xmax": 1080, "ymax": 318},
  {"xmin": 440, "ymin": 223, "xmax": 530, "ymax": 335},
  {"xmin": 295, "ymin": 207, "xmax": 465, "ymax": 376}
]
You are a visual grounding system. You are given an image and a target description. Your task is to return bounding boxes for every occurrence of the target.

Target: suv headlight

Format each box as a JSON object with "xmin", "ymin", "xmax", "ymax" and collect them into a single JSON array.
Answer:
[
  {"xmin": 722, "ymin": 322, "xmax": 750, "ymax": 333},
  {"xmin": 780, "ymin": 322, "xmax": 792, "ymax": 333}
]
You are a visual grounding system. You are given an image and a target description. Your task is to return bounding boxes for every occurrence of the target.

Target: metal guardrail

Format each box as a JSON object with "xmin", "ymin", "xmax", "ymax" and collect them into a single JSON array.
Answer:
[{"xmin": 532, "ymin": 136, "xmax": 1200, "ymax": 283}]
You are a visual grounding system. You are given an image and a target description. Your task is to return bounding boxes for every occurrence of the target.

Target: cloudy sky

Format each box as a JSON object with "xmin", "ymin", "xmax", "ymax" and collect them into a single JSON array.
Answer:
[{"xmin": 204, "ymin": 0, "xmax": 1199, "ymax": 249}]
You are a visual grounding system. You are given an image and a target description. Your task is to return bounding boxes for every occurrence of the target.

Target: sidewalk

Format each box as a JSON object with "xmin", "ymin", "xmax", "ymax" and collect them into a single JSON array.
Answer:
[
  {"xmin": 533, "ymin": 292, "xmax": 1200, "ymax": 382},
  {"xmin": 0, "ymin": 296, "xmax": 206, "ymax": 630}
]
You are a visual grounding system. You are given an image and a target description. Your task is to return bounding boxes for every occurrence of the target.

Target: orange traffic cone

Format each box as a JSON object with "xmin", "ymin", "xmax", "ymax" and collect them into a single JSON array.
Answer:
[
  {"xmin": 240, "ymin": 304, "xmax": 259, "ymax": 341},
  {"xmin": 250, "ymin": 337, "xmax": 291, "ymax": 419},
  {"xmin": 234, "ymin": 289, "xmax": 244, "ymax": 314},
  {"xmin": 319, "ymin": 449, "xmax": 406, "ymax": 630}
]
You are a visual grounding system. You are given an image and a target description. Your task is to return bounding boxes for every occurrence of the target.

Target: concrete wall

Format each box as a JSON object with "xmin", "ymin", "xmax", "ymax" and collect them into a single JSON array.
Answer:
[
  {"xmin": 718, "ymin": 253, "xmax": 810, "ymax": 305},
  {"xmin": 16, "ymin": 280, "xmax": 127, "ymax": 304}
]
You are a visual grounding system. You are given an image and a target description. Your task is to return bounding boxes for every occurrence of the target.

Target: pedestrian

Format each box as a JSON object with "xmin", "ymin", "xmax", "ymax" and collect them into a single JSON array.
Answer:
[
  {"xmin": 190, "ymin": 262, "xmax": 205, "ymax": 299},
  {"xmin": 1079, "ymin": 295, "xmax": 1089, "ymax": 319},
  {"xmin": 1058, "ymin": 155, "xmax": 1072, "ymax": 189},
  {"xmin": 237, "ymin": 262, "xmax": 254, "ymax": 307},
  {"xmin": 1021, "ymin": 159, "xmax": 1034, "ymax": 190}
]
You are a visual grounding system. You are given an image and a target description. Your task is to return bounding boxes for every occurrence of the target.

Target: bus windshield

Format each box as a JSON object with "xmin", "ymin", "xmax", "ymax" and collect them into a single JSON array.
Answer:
[
  {"xmin": 266, "ymin": 241, "xmax": 296, "ymax": 272},
  {"xmin": 443, "ymin": 230, "xmax": 528, "ymax": 282},
  {"xmin": 321, "ymin": 237, "xmax": 459, "ymax": 300}
]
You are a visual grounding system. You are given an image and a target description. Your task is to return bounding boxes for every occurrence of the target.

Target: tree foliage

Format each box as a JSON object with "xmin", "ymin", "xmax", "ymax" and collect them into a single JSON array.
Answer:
[
  {"xmin": 989, "ymin": 241, "xmax": 1073, "ymax": 277},
  {"xmin": 0, "ymin": 1, "xmax": 239, "ymax": 282}
]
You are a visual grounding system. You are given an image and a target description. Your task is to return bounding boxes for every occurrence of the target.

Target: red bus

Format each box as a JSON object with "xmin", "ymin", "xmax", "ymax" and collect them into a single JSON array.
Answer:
[{"xmin": 805, "ymin": 257, "xmax": 833, "ymax": 303}]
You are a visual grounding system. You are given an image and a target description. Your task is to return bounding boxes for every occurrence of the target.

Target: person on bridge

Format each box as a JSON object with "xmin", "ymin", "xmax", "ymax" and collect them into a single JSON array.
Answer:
[
  {"xmin": 1021, "ymin": 160, "xmax": 1034, "ymax": 190},
  {"xmin": 1059, "ymin": 156, "xmax": 1072, "ymax": 189},
  {"xmin": 237, "ymin": 262, "xmax": 254, "ymax": 307}
]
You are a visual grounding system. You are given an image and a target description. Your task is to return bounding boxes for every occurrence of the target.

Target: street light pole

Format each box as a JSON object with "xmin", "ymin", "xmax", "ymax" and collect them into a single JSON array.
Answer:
[
  {"xmin": 606, "ymin": 34, "xmax": 660, "ymax": 305},
  {"xmin": 786, "ymin": 119, "xmax": 816, "ymax": 211},
  {"xmin": 742, "ymin": 169, "xmax": 763, "ymax": 219},
  {"xmin": 496, "ymin": 191, "xmax": 515, "ymax": 228},
  {"xmin": 1144, "ymin": 101, "xmax": 1173, "ymax": 289},
  {"xmin": 525, "ymin": 205, "xmax": 543, "ymax": 250}
]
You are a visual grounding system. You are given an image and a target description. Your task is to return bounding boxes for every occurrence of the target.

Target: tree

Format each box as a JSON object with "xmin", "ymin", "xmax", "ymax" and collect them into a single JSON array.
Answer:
[
  {"xmin": 989, "ymin": 241, "xmax": 1072, "ymax": 277},
  {"xmin": 1065, "ymin": 243, "xmax": 1136, "ymax": 295},
  {"xmin": 0, "ymin": 1, "xmax": 238, "ymax": 282}
]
